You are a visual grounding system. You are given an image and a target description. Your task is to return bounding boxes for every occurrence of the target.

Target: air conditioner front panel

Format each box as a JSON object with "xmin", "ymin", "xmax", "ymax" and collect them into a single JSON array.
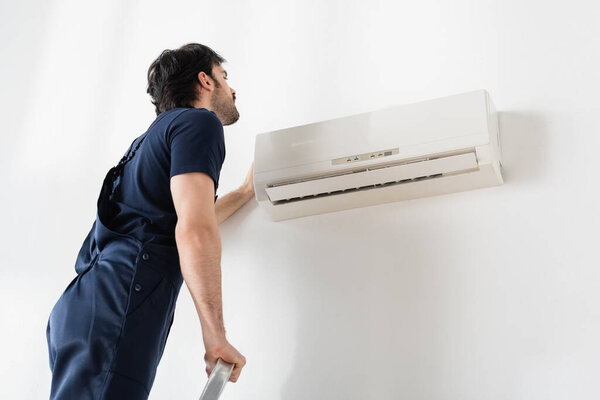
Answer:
[{"xmin": 254, "ymin": 90, "xmax": 490, "ymax": 174}]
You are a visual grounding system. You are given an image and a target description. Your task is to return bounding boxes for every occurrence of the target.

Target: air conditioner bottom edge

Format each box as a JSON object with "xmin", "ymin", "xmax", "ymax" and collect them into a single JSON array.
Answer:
[{"xmin": 259, "ymin": 162, "xmax": 503, "ymax": 221}]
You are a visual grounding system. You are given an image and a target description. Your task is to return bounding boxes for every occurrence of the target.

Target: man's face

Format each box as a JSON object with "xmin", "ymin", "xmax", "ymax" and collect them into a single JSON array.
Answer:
[{"xmin": 210, "ymin": 64, "xmax": 239, "ymax": 126}]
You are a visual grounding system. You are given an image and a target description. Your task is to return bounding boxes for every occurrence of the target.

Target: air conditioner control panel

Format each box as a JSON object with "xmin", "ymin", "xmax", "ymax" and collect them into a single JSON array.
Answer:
[{"xmin": 332, "ymin": 147, "xmax": 399, "ymax": 165}]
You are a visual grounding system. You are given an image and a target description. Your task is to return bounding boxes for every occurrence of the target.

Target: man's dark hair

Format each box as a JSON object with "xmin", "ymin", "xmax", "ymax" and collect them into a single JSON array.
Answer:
[{"xmin": 146, "ymin": 43, "xmax": 226, "ymax": 116}]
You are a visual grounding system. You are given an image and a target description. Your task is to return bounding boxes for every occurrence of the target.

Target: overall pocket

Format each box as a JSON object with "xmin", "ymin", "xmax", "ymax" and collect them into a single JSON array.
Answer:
[
  {"xmin": 111, "ymin": 265, "xmax": 175, "ymax": 391},
  {"xmin": 126, "ymin": 264, "xmax": 169, "ymax": 318}
]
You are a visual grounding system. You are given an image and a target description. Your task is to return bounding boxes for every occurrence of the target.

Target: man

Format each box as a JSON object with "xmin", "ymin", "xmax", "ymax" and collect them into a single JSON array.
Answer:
[{"xmin": 46, "ymin": 43, "xmax": 248, "ymax": 399}]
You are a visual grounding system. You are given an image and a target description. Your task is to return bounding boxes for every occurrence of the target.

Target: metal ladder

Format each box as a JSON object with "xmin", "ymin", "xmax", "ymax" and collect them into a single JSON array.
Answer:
[{"xmin": 198, "ymin": 358, "xmax": 235, "ymax": 400}]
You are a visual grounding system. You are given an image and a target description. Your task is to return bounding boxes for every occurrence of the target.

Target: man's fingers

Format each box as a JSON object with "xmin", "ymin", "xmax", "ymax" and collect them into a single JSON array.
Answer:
[{"xmin": 230, "ymin": 356, "xmax": 246, "ymax": 382}]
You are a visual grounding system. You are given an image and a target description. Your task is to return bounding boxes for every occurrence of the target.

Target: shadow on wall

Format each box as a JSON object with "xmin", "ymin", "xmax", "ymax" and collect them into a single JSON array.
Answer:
[
  {"xmin": 272, "ymin": 204, "xmax": 475, "ymax": 398},
  {"xmin": 497, "ymin": 110, "xmax": 549, "ymax": 185}
]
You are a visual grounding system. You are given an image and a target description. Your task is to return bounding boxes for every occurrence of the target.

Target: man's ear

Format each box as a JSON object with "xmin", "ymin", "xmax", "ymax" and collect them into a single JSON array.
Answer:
[{"xmin": 197, "ymin": 71, "xmax": 213, "ymax": 92}]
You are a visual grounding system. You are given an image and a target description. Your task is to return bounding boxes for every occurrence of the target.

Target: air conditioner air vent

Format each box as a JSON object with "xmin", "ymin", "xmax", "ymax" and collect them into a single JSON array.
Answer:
[
  {"xmin": 271, "ymin": 173, "xmax": 446, "ymax": 205},
  {"xmin": 265, "ymin": 151, "xmax": 479, "ymax": 205}
]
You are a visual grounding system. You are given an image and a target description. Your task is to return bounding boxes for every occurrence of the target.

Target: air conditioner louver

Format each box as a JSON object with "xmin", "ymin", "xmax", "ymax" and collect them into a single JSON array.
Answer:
[{"xmin": 265, "ymin": 151, "xmax": 478, "ymax": 204}]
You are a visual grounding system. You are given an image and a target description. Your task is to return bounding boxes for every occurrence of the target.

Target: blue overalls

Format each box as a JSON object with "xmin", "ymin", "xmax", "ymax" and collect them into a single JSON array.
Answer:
[{"xmin": 46, "ymin": 132, "xmax": 184, "ymax": 399}]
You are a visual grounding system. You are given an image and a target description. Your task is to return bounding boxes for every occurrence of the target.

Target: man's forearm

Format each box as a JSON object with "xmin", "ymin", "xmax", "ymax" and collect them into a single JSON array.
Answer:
[
  {"xmin": 175, "ymin": 185, "xmax": 253, "ymax": 340},
  {"xmin": 176, "ymin": 227, "xmax": 226, "ymax": 339},
  {"xmin": 215, "ymin": 186, "xmax": 254, "ymax": 224}
]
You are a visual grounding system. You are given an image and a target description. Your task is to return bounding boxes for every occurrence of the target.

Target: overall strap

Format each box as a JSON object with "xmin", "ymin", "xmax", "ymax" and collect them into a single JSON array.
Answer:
[
  {"xmin": 108, "ymin": 109, "xmax": 173, "ymax": 196},
  {"xmin": 109, "ymin": 134, "xmax": 148, "ymax": 196}
]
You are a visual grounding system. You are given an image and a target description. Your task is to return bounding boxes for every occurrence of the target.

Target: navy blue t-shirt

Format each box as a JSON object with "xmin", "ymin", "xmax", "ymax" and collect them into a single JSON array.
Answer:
[{"xmin": 107, "ymin": 107, "xmax": 225, "ymax": 246}]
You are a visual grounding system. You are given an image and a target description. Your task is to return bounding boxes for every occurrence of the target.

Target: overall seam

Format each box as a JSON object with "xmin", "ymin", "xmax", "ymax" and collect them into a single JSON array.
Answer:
[{"xmin": 98, "ymin": 243, "xmax": 145, "ymax": 397}]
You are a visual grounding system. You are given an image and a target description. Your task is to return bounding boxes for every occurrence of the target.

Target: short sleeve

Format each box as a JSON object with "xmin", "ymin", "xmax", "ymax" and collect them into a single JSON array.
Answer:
[{"xmin": 168, "ymin": 109, "xmax": 226, "ymax": 196}]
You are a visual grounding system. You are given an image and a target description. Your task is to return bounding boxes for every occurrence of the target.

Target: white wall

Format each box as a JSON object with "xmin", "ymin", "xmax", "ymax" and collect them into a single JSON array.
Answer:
[{"xmin": 1, "ymin": 0, "xmax": 599, "ymax": 398}]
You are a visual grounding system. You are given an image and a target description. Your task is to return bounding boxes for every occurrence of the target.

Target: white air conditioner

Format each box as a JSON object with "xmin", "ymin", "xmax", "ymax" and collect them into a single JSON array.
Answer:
[{"xmin": 253, "ymin": 89, "xmax": 503, "ymax": 221}]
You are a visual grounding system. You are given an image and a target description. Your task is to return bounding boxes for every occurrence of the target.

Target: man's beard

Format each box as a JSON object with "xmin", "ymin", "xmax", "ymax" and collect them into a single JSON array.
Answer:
[{"xmin": 212, "ymin": 90, "xmax": 239, "ymax": 126}]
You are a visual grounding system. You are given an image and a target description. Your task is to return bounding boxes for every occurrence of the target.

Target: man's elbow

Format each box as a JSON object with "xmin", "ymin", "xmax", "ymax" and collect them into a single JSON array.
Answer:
[{"xmin": 174, "ymin": 221, "xmax": 220, "ymax": 250}]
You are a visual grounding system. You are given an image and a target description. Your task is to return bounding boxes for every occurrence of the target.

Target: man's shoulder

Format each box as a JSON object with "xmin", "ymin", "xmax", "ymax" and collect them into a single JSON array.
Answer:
[
  {"xmin": 150, "ymin": 108, "xmax": 219, "ymax": 144},
  {"xmin": 167, "ymin": 107, "xmax": 223, "ymax": 139}
]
